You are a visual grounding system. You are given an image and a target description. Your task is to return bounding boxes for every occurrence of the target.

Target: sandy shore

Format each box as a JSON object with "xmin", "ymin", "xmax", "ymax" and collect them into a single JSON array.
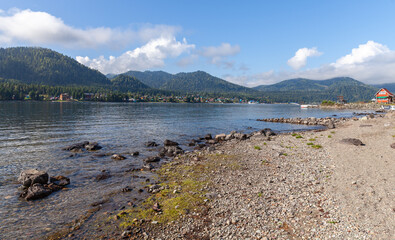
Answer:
[{"xmin": 61, "ymin": 112, "xmax": 394, "ymax": 239}]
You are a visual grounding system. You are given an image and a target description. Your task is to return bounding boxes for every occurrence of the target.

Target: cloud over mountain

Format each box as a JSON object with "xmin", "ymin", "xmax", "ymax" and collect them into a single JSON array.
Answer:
[
  {"xmin": 287, "ymin": 47, "xmax": 322, "ymax": 70},
  {"xmin": 77, "ymin": 37, "xmax": 195, "ymax": 74},
  {"xmin": 0, "ymin": 8, "xmax": 179, "ymax": 49}
]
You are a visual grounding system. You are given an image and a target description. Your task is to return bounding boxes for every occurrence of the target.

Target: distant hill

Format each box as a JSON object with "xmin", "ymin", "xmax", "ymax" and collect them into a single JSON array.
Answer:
[
  {"xmin": 111, "ymin": 74, "xmax": 151, "ymax": 92},
  {"xmin": 371, "ymin": 83, "xmax": 395, "ymax": 93},
  {"xmin": 0, "ymin": 47, "xmax": 110, "ymax": 86},
  {"xmin": 254, "ymin": 77, "xmax": 378, "ymax": 102},
  {"xmin": 116, "ymin": 70, "xmax": 256, "ymax": 94},
  {"xmin": 160, "ymin": 71, "xmax": 255, "ymax": 94},
  {"xmin": 122, "ymin": 70, "xmax": 174, "ymax": 89}
]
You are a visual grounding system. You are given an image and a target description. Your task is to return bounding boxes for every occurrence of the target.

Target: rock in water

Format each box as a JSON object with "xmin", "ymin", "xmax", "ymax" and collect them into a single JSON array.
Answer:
[
  {"xmin": 49, "ymin": 176, "xmax": 70, "ymax": 186},
  {"xmin": 145, "ymin": 141, "xmax": 158, "ymax": 147},
  {"xmin": 341, "ymin": 138, "xmax": 364, "ymax": 146},
  {"xmin": 327, "ymin": 121, "xmax": 335, "ymax": 129},
  {"xmin": 111, "ymin": 154, "xmax": 126, "ymax": 160},
  {"xmin": 215, "ymin": 134, "xmax": 226, "ymax": 141},
  {"xmin": 62, "ymin": 141, "xmax": 89, "ymax": 151},
  {"xmin": 164, "ymin": 140, "xmax": 179, "ymax": 146},
  {"xmin": 85, "ymin": 142, "xmax": 102, "ymax": 151},
  {"xmin": 18, "ymin": 169, "xmax": 49, "ymax": 188},
  {"xmin": 95, "ymin": 172, "xmax": 111, "ymax": 181},
  {"xmin": 144, "ymin": 156, "xmax": 161, "ymax": 163},
  {"xmin": 263, "ymin": 128, "xmax": 276, "ymax": 136},
  {"xmin": 204, "ymin": 134, "xmax": 212, "ymax": 140},
  {"xmin": 131, "ymin": 151, "xmax": 139, "ymax": 156},
  {"xmin": 24, "ymin": 183, "xmax": 53, "ymax": 201}
]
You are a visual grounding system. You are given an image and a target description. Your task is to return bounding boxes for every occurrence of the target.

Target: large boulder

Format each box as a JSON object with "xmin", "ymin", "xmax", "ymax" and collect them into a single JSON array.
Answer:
[
  {"xmin": 164, "ymin": 140, "xmax": 179, "ymax": 147},
  {"xmin": 18, "ymin": 169, "xmax": 49, "ymax": 188},
  {"xmin": 24, "ymin": 183, "xmax": 53, "ymax": 201}
]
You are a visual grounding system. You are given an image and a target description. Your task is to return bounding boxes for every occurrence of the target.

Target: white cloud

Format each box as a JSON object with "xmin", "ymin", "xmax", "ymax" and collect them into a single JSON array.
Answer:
[
  {"xmin": 333, "ymin": 40, "xmax": 390, "ymax": 66},
  {"xmin": 234, "ymin": 41, "xmax": 395, "ymax": 87},
  {"xmin": 77, "ymin": 36, "xmax": 195, "ymax": 74},
  {"xmin": 287, "ymin": 47, "xmax": 322, "ymax": 70},
  {"xmin": 177, "ymin": 54, "xmax": 199, "ymax": 67},
  {"xmin": 200, "ymin": 43, "xmax": 240, "ymax": 68},
  {"xmin": 0, "ymin": 8, "xmax": 180, "ymax": 48}
]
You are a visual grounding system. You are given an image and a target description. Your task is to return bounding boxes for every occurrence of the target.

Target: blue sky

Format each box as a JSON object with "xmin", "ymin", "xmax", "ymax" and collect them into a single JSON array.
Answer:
[{"xmin": 1, "ymin": 0, "xmax": 395, "ymax": 85}]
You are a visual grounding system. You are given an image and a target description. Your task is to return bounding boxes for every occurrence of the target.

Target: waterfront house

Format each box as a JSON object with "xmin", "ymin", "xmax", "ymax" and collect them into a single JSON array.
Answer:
[
  {"xmin": 375, "ymin": 88, "xmax": 394, "ymax": 103},
  {"xmin": 83, "ymin": 93, "xmax": 95, "ymax": 100},
  {"xmin": 59, "ymin": 93, "xmax": 71, "ymax": 101}
]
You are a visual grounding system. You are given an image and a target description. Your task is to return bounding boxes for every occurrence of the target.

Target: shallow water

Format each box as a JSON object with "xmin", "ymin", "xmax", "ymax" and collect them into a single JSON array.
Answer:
[{"xmin": 0, "ymin": 102, "xmax": 363, "ymax": 239}]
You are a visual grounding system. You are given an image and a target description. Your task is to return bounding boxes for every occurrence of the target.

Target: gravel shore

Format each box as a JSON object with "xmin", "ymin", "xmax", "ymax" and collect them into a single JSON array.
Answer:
[
  {"xmin": 117, "ymin": 111, "xmax": 394, "ymax": 240},
  {"xmin": 59, "ymin": 112, "xmax": 394, "ymax": 240}
]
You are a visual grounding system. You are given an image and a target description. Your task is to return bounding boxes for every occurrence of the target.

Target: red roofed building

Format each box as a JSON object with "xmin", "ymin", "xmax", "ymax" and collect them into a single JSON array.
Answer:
[{"xmin": 375, "ymin": 88, "xmax": 393, "ymax": 103}]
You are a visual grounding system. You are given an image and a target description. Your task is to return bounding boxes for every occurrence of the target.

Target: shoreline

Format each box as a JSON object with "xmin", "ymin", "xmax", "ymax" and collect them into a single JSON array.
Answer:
[{"xmin": 51, "ymin": 111, "xmax": 394, "ymax": 239}]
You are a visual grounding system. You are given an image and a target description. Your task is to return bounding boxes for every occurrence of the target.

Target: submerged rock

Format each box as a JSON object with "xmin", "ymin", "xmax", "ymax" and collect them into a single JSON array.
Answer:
[
  {"xmin": 49, "ymin": 176, "xmax": 70, "ymax": 186},
  {"xmin": 85, "ymin": 142, "xmax": 102, "ymax": 151},
  {"xmin": 62, "ymin": 141, "xmax": 89, "ymax": 151},
  {"xmin": 145, "ymin": 141, "xmax": 159, "ymax": 147},
  {"xmin": 111, "ymin": 154, "xmax": 126, "ymax": 160},
  {"xmin": 95, "ymin": 171, "xmax": 111, "ymax": 181},
  {"xmin": 164, "ymin": 140, "xmax": 179, "ymax": 146},
  {"xmin": 18, "ymin": 169, "xmax": 49, "ymax": 188}
]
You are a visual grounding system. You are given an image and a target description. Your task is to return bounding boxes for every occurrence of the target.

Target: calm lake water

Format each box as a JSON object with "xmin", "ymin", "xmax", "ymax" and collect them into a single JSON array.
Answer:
[{"xmin": 0, "ymin": 101, "xmax": 362, "ymax": 239}]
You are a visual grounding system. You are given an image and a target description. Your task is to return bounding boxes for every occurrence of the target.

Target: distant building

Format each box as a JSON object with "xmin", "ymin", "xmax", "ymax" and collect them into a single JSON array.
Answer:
[
  {"xmin": 375, "ymin": 88, "xmax": 394, "ymax": 103},
  {"xmin": 83, "ymin": 93, "xmax": 95, "ymax": 100},
  {"xmin": 59, "ymin": 93, "xmax": 71, "ymax": 101}
]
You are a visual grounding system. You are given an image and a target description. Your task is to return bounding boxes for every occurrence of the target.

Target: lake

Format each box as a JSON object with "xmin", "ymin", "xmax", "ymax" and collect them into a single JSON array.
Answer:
[{"xmin": 0, "ymin": 102, "xmax": 361, "ymax": 239}]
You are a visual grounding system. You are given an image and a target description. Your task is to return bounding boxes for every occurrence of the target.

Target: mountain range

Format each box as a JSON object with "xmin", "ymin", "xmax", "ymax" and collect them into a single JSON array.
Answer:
[{"xmin": 0, "ymin": 47, "xmax": 391, "ymax": 102}]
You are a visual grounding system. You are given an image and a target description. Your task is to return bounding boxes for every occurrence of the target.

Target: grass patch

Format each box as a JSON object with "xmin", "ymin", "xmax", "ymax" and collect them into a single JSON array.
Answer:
[
  {"xmin": 254, "ymin": 146, "xmax": 261, "ymax": 150},
  {"xmin": 263, "ymin": 142, "xmax": 267, "ymax": 145},
  {"xmin": 291, "ymin": 133, "xmax": 298, "ymax": 136},
  {"xmin": 118, "ymin": 153, "xmax": 239, "ymax": 227},
  {"xmin": 307, "ymin": 142, "xmax": 314, "ymax": 146},
  {"xmin": 327, "ymin": 220, "xmax": 338, "ymax": 224},
  {"xmin": 258, "ymin": 192, "xmax": 262, "ymax": 197},
  {"xmin": 295, "ymin": 134, "xmax": 303, "ymax": 139},
  {"xmin": 311, "ymin": 144, "xmax": 322, "ymax": 149},
  {"xmin": 280, "ymin": 153, "xmax": 288, "ymax": 156},
  {"xmin": 327, "ymin": 135, "xmax": 332, "ymax": 138},
  {"xmin": 330, "ymin": 131, "xmax": 335, "ymax": 134},
  {"xmin": 309, "ymin": 138, "xmax": 316, "ymax": 141}
]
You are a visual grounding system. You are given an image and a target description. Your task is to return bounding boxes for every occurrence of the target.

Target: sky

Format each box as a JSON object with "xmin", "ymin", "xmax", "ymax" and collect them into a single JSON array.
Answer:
[{"xmin": 1, "ymin": 0, "xmax": 395, "ymax": 86}]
